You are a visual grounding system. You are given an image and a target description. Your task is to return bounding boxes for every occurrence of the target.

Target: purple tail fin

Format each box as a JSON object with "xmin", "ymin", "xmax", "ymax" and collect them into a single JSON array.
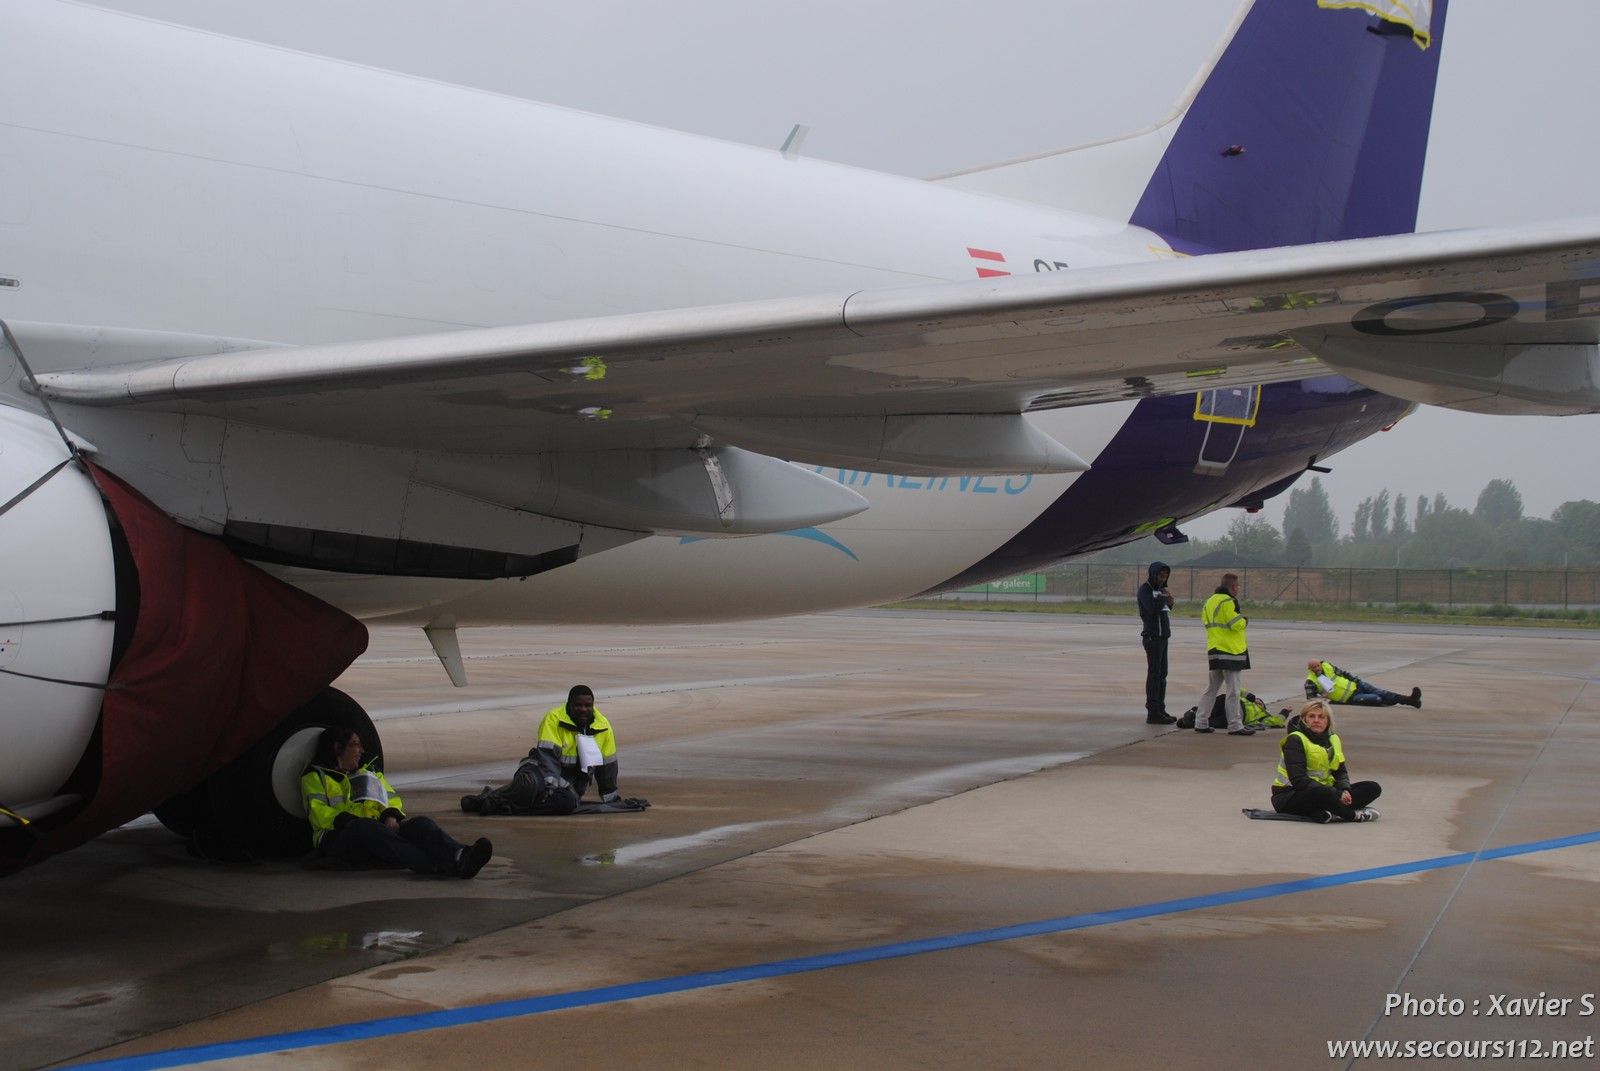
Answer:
[{"xmin": 1130, "ymin": 0, "xmax": 1449, "ymax": 254}]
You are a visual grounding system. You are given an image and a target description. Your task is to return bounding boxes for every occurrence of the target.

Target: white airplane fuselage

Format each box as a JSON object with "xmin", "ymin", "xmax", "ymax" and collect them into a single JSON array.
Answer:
[{"xmin": 1, "ymin": 1, "xmax": 1176, "ymax": 625}]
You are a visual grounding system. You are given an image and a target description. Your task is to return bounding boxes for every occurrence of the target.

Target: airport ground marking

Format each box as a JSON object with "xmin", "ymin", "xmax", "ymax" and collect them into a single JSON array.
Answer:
[
  {"xmin": 1340, "ymin": 677, "xmax": 1592, "ymax": 1070},
  {"xmin": 70, "ymin": 828, "xmax": 1600, "ymax": 1071}
]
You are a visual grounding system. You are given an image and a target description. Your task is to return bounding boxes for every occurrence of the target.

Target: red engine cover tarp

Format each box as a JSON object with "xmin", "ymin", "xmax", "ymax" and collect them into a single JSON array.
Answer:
[{"xmin": 5, "ymin": 464, "xmax": 368, "ymax": 872}]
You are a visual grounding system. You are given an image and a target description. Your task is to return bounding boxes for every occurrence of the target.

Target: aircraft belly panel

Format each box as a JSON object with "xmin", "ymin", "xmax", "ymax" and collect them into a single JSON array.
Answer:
[
  {"xmin": 931, "ymin": 376, "xmax": 1412, "ymax": 591},
  {"xmin": 334, "ymin": 405, "xmax": 1131, "ymax": 625}
]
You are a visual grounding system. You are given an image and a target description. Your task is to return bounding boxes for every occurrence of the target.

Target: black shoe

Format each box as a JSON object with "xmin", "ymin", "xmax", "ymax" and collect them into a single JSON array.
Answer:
[
  {"xmin": 1146, "ymin": 713, "xmax": 1177, "ymax": 724},
  {"xmin": 1194, "ymin": 726, "xmax": 1214, "ymax": 734},
  {"xmin": 456, "ymin": 837, "xmax": 493, "ymax": 879},
  {"xmin": 1227, "ymin": 728, "xmax": 1256, "ymax": 736},
  {"xmin": 1408, "ymin": 687, "xmax": 1423, "ymax": 708},
  {"xmin": 460, "ymin": 794, "xmax": 482, "ymax": 813},
  {"xmin": 1315, "ymin": 810, "xmax": 1334, "ymax": 824}
]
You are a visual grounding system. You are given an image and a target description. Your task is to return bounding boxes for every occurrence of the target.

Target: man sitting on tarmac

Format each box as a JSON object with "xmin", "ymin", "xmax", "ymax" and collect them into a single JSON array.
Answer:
[
  {"xmin": 462, "ymin": 685, "xmax": 646, "ymax": 814},
  {"xmin": 1305, "ymin": 659, "xmax": 1422, "ymax": 708}
]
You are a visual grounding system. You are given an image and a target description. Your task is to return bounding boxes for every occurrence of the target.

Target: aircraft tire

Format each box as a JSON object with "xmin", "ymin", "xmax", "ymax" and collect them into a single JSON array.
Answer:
[{"xmin": 153, "ymin": 688, "xmax": 381, "ymax": 859}]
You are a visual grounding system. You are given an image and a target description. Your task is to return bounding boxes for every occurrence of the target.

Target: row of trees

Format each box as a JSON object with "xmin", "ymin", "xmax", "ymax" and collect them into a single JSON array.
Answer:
[{"xmin": 1093, "ymin": 479, "xmax": 1600, "ymax": 568}]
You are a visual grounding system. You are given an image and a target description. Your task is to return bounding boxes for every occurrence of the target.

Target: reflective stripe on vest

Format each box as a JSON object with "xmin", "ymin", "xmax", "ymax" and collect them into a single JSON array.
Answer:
[
  {"xmin": 1273, "ymin": 730, "xmax": 1346, "ymax": 788},
  {"xmin": 303, "ymin": 771, "xmax": 347, "ymax": 810}
]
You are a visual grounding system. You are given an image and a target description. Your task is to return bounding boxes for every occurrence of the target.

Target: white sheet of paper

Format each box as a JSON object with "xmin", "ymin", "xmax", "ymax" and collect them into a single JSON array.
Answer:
[
  {"xmin": 348, "ymin": 772, "xmax": 389, "ymax": 806},
  {"xmin": 576, "ymin": 734, "xmax": 604, "ymax": 770}
]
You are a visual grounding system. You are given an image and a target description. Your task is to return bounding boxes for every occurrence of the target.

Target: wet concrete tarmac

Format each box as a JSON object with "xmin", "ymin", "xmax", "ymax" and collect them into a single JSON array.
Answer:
[{"xmin": 7, "ymin": 609, "xmax": 1598, "ymax": 1069}]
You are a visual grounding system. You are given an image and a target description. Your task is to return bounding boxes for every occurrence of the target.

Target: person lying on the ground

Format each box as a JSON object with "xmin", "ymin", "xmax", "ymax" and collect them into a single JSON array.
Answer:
[
  {"xmin": 1305, "ymin": 659, "xmax": 1422, "ymax": 708},
  {"xmin": 1269, "ymin": 700, "xmax": 1382, "ymax": 823},
  {"xmin": 301, "ymin": 726, "xmax": 492, "ymax": 877}
]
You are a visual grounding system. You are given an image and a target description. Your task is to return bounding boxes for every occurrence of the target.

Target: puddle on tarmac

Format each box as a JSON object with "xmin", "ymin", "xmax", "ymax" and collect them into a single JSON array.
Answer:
[
  {"xmin": 268, "ymin": 929, "xmax": 429, "ymax": 960},
  {"xmin": 361, "ymin": 929, "xmax": 428, "ymax": 953},
  {"xmin": 41, "ymin": 980, "xmax": 138, "ymax": 1012},
  {"xmin": 581, "ymin": 819, "xmax": 785, "ymax": 866}
]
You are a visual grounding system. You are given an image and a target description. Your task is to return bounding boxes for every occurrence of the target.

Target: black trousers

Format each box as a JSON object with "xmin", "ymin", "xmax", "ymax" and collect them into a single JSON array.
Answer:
[
  {"xmin": 318, "ymin": 816, "xmax": 462, "ymax": 874},
  {"xmin": 566, "ymin": 759, "xmax": 619, "ymax": 799},
  {"xmin": 1142, "ymin": 635, "xmax": 1169, "ymax": 716},
  {"xmin": 1272, "ymin": 781, "xmax": 1382, "ymax": 822}
]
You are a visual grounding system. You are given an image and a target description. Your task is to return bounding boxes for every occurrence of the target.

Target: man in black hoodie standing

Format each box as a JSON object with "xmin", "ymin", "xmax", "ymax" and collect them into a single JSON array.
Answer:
[{"xmin": 1137, "ymin": 562, "xmax": 1177, "ymax": 724}]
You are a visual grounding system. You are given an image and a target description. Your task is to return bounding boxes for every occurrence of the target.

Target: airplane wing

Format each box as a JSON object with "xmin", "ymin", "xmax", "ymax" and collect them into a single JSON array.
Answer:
[{"xmin": 28, "ymin": 219, "xmax": 1600, "ymax": 476}]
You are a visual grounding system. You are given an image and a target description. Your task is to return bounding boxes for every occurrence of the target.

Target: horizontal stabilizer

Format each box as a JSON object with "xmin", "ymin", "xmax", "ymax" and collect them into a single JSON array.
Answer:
[{"xmin": 687, "ymin": 414, "xmax": 1089, "ymax": 476}]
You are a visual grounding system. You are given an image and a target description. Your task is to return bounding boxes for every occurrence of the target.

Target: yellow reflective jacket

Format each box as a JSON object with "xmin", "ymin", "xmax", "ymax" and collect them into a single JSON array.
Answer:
[
  {"xmin": 535, "ymin": 704, "xmax": 617, "ymax": 768},
  {"xmin": 1201, "ymin": 591, "xmax": 1248, "ymax": 655},
  {"xmin": 1273, "ymin": 730, "xmax": 1347, "ymax": 789},
  {"xmin": 299, "ymin": 762, "xmax": 404, "ymax": 847},
  {"xmin": 1306, "ymin": 661, "xmax": 1357, "ymax": 702}
]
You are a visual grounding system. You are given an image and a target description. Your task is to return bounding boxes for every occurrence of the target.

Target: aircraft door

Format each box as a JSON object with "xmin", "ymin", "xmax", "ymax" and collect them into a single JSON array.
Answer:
[{"xmin": 1192, "ymin": 385, "xmax": 1260, "ymax": 475}]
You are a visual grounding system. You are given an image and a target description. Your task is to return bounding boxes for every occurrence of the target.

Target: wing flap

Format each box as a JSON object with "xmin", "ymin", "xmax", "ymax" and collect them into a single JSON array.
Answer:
[
  {"xmin": 688, "ymin": 414, "xmax": 1089, "ymax": 475},
  {"xmin": 1304, "ymin": 332, "xmax": 1600, "ymax": 416}
]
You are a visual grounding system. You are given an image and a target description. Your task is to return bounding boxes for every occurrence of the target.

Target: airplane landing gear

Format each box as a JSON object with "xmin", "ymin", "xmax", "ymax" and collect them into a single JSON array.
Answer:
[{"xmin": 154, "ymin": 688, "xmax": 380, "ymax": 859}]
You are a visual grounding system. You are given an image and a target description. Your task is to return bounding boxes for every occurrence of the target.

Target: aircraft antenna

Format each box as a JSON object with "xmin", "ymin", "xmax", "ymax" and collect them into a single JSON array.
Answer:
[{"xmin": 780, "ymin": 123, "xmax": 810, "ymax": 159}]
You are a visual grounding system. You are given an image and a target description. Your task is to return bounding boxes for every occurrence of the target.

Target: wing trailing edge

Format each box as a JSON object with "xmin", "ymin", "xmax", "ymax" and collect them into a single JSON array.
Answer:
[
  {"xmin": 1302, "ymin": 334, "xmax": 1600, "ymax": 416},
  {"xmin": 24, "ymin": 219, "xmax": 1600, "ymax": 451}
]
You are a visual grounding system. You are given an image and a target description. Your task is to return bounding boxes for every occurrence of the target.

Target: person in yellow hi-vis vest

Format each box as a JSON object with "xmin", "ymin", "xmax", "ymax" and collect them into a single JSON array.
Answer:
[
  {"xmin": 533, "ymin": 685, "xmax": 624, "ymax": 802},
  {"xmin": 1192, "ymin": 572, "xmax": 1256, "ymax": 736},
  {"xmin": 1305, "ymin": 659, "xmax": 1422, "ymax": 708},
  {"xmin": 460, "ymin": 685, "xmax": 650, "ymax": 815},
  {"xmin": 300, "ymin": 727, "xmax": 493, "ymax": 877},
  {"xmin": 1270, "ymin": 699, "xmax": 1382, "ymax": 822}
]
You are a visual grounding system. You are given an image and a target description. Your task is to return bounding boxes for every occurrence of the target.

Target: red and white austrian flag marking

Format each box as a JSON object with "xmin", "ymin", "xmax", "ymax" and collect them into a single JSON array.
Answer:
[{"xmin": 966, "ymin": 247, "xmax": 1010, "ymax": 278}]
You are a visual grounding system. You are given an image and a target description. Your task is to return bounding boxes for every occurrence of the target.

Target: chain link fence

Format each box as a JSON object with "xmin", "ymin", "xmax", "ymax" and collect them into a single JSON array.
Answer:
[{"xmin": 944, "ymin": 565, "xmax": 1600, "ymax": 610}]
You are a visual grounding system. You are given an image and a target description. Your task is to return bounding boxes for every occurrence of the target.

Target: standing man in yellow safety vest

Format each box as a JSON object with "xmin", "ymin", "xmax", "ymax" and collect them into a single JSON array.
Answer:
[{"xmin": 1192, "ymin": 572, "xmax": 1256, "ymax": 736}]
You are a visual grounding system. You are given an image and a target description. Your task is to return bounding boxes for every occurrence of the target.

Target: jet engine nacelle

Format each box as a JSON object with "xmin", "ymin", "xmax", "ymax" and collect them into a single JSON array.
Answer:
[
  {"xmin": 1, "ymin": 404, "xmax": 370, "ymax": 874},
  {"xmin": 0, "ymin": 406, "xmax": 118, "ymax": 824}
]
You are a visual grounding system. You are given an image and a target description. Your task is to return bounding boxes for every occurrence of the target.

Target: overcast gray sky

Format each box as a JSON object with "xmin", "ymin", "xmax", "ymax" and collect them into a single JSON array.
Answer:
[{"xmin": 88, "ymin": 0, "xmax": 1600, "ymax": 538}]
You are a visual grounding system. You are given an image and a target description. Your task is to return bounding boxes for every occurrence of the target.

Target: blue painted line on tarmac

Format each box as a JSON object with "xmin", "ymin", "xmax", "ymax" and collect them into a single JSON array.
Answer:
[{"xmin": 70, "ymin": 828, "xmax": 1600, "ymax": 1070}]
